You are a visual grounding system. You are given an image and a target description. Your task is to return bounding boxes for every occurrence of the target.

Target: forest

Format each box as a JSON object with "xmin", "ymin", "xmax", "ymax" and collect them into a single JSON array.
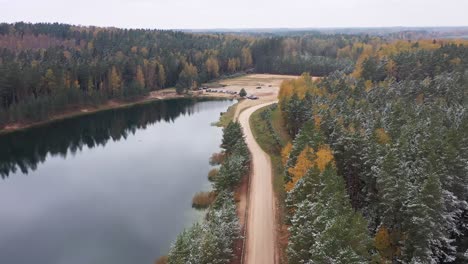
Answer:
[
  {"xmin": 0, "ymin": 22, "xmax": 367, "ymax": 127},
  {"xmin": 275, "ymin": 40, "xmax": 468, "ymax": 263}
]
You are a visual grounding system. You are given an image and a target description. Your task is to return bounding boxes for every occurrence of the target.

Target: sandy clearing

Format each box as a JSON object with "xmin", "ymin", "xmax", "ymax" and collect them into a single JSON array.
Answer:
[{"xmin": 220, "ymin": 74, "xmax": 298, "ymax": 119}]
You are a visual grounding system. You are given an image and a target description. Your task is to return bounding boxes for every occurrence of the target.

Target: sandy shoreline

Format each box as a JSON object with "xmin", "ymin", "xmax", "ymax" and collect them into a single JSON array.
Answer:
[
  {"xmin": 0, "ymin": 74, "xmax": 299, "ymax": 135},
  {"xmin": 0, "ymin": 89, "xmax": 236, "ymax": 135}
]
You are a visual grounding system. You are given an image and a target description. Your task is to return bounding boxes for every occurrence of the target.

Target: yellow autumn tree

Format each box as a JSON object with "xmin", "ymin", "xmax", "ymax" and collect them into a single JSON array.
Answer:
[
  {"xmin": 278, "ymin": 79, "xmax": 294, "ymax": 105},
  {"xmin": 157, "ymin": 63, "xmax": 166, "ymax": 88},
  {"xmin": 374, "ymin": 226, "xmax": 402, "ymax": 262},
  {"xmin": 313, "ymin": 115, "xmax": 322, "ymax": 128},
  {"xmin": 228, "ymin": 58, "xmax": 240, "ymax": 73},
  {"xmin": 375, "ymin": 128, "xmax": 391, "ymax": 145},
  {"xmin": 281, "ymin": 142, "xmax": 293, "ymax": 166},
  {"xmin": 241, "ymin": 47, "xmax": 253, "ymax": 68},
  {"xmin": 205, "ymin": 57, "xmax": 219, "ymax": 78},
  {"xmin": 285, "ymin": 144, "xmax": 334, "ymax": 192},
  {"xmin": 286, "ymin": 146, "xmax": 314, "ymax": 192},
  {"xmin": 314, "ymin": 145, "xmax": 334, "ymax": 171},
  {"xmin": 135, "ymin": 65, "xmax": 145, "ymax": 88},
  {"xmin": 109, "ymin": 66, "xmax": 122, "ymax": 93},
  {"xmin": 41, "ymin": 69, "xmax": 57, "ymax": 93}
]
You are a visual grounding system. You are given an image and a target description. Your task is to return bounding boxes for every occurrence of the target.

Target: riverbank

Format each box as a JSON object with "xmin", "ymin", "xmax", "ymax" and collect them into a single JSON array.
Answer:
[{"xmin": 0, "ymin": 88, "xmax": 236, "ymax": 135}]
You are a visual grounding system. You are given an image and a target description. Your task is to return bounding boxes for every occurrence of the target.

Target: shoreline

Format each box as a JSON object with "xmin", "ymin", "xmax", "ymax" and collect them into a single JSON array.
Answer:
[{"xmin": 0, "ymin": 91, "xmax": 236, "ymax": 135}]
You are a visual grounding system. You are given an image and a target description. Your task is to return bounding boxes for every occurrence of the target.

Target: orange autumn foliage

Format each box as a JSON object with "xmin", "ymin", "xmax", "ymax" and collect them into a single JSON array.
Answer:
[
  {"xmin": 278, "ymin": 73, "xmax": 320, "ymax": 109},
  {"xmin": 375, "ymin": 226, "xmax": 391, "ymax": 253},
  {"xmin": 286, "ymin": 146, "xmax": 315, "ymax": 192},
  {"xmin": 313, "ymin": 115, "xmax": 322, "ymax": 128},
  {"xmin": 315, "ymin": 145, "xmax": 334, "ymax": 171},
  {"xmin": 374, "ymin": 226, "xmax": 402, "ymax": 262},
  {"xmin": 375, "ymin": 128, "xmax": 391, "ymax": 145},
  {"xmin": 285, "ymin": 144, "xmax": 334, "ymax": 192},
  {"xmin": 281, "ymin": 142, "xmax": 293, "ymax": 166}
]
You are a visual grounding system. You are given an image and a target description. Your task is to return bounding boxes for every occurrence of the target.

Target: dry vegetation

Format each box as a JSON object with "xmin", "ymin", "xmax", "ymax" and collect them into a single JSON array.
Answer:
[
  {"xmin": 207, "ymin": 168, "xmax": 219, "ymax": 182},
  {"xmin": 192, "ymin": 191, "xmax": 216, "ymax": 209},
  {"xmin": 209, "ymin": 152, "xmax": 225, "ymax": 165}
]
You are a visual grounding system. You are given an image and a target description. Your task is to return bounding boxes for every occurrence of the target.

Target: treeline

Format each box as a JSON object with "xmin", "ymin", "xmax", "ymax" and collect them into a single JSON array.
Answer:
[
  {"xmin": 0, "ymin": 22, "xmax": 254, "ymax": 126},
  {"xmin": 0, "ymin": 22, "xmax": 376, "ymax": 127},
  {"xmin": 251, "ymin": 35, "xmax": 356, "ymax": 76},
  {"xmin": 278, "ymin": 41, "xmax": 468, "ymax": 263},
  {"xmin": 166, "ymin": 121, "xmax": 250, "ymax": 263}
]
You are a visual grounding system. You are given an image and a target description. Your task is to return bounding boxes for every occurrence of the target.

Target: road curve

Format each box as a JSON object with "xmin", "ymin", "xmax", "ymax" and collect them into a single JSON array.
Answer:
[{"xmin": 238, "ymin": 102, "xmax": 277, "ymax": 264}]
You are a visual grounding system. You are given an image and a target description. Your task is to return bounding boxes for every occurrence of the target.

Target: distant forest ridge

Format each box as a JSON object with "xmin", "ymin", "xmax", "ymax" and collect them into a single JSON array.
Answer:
[
  {"xmin": 182, "ymin": 26, "xmax": 468, "ymax": 38},
  {"xmin": 0, "ymin": 22, "xmax": 467, "ymax": 127}
]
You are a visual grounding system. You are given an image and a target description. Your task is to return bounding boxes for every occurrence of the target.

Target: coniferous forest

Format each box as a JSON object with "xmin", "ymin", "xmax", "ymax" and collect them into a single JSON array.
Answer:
[{"xmin": 276, "ymin": 41, "xmax": 468, "ymax": 263}]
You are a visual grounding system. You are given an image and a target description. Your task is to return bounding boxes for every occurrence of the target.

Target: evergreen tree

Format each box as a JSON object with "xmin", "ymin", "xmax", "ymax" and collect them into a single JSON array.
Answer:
[{"xmin": 239, "ymin": 88, "xmax": 247, "ymax": 97}]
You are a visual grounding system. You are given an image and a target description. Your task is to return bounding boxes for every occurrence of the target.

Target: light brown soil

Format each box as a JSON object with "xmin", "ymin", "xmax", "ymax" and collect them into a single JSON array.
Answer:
[
  {"xmin": 239, "ymin": 102, "xmax": 279, "ymax": 264},
  {"xmin": 227, "ymin": 74, "xmax": 303, "ymax": 264}
]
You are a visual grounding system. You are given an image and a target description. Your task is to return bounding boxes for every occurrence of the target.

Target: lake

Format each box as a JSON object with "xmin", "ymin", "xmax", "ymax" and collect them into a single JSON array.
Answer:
[{"xmin": 0, "ymin": 98, "xmax": 234, "ymax": 264}]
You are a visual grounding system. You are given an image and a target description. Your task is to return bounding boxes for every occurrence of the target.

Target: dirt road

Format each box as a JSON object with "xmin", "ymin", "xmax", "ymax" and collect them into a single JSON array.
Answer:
[{"xmin": 238, "ymin": 102, "xmax": 278, "ymax": 264}]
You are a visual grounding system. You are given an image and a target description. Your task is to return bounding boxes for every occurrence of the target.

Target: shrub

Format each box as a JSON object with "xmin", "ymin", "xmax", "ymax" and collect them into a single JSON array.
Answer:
[
  {"xmin": 209, "ymin": 152, "xmax": 225, "ymax": 165},
  {"xmin": 239, "ymin": 88, "xmax": 247, "ymax": 97},
  {"xmin": 192, "ymin": 191, "xmax": 216, "ymax": 209},
  {"xmin": 208, "ymin": 168, "xmax": 219, "ymax": 182},
  {"xmin": 155, "ymin": 256, "xmax": 168, "ymax": 264}
]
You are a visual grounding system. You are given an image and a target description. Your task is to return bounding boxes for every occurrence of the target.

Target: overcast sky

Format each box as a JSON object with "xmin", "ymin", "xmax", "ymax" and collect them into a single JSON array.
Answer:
[{"xmin": 1, "ymin": 0, "xmax": 467, "ymax": 29}]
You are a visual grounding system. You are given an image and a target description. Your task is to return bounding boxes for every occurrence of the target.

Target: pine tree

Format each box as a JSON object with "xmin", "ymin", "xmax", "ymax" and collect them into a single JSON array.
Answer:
[
  {"xmin": 288, "ymin": 166, "xmax": 372, "ymax": 263},
  {"xmin": 168, "ymin": 229, "xmax": 191, "ymax": 264},
  {"xmin": 403, "ymin": 174, "xmax": 446, "ymax": 264},
  {"xmin": 239, "ymin": 88, "xmax": 247, "ymax": 97}
]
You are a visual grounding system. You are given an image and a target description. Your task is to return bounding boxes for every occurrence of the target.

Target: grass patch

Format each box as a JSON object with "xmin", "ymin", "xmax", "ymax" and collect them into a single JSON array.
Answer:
[
  {"xmin": 192, "ymin": 191, "xmax": 216, "ymax": 209},
  {"xmin": 271, "ymin": 106, "xmax": 291, "ymax": 144},
  {"xmin": 249, "ymin": 105, "xmax": 286, "ymax": 199},
  {"xmin": 214, "ymin": 102, "xmax": 238, "ymax": 127}
]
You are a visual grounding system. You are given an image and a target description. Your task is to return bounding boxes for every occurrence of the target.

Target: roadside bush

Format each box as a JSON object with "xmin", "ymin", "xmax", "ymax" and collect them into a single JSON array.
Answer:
[
  {"xmin": 209, "ymin": 152, "xmax": 224, "ymax": 165},
  {"xmin": 208, "ymin": 168, "xmax": 219, "ymax": 182},
  {"xmin": 155, "ymin": 256, "xmax": 168, "ymax": 264},
  {"xmin": 192, "ymin": 191, "xmax": 216, "ymax": 209}
]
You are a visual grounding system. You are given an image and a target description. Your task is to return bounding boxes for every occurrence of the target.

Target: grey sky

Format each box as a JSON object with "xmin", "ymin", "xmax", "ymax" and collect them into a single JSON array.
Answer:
[{"xmin": 1, "ymin": 0, "xmax": 467, "ymax": 29}]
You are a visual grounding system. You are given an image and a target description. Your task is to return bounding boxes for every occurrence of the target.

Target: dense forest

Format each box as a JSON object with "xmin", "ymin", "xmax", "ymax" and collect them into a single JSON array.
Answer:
[
  {"xmin": 0, "ymin": 22, "xmax": 368, "ymax": 127},
  {"xmin": 275, "ymin": 41, "xmax": 468, "ymax": 263},
  {"xmin": 0, "ymin": 22, "xmax": 253, "ymax": 125}
]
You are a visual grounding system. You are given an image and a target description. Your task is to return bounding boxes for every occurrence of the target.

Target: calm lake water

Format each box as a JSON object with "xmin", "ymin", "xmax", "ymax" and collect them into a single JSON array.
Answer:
[{"xmin": 0, "ymin": 98, "xmax": 234, "ymax": 264}]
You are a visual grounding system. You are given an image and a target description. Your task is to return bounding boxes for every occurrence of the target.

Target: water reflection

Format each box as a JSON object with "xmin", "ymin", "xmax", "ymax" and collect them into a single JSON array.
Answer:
[
  {"xmin": 0, "ymin": 98, "xmax": 229, "ymax": 178},
  {"xmin": 0, "ymin": 98, "xmax": 233, "ymax": 264}
]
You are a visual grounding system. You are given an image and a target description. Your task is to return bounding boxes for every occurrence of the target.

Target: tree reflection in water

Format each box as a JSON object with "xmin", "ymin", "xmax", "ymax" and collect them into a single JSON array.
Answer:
[{"xmin": 0, "ymin": 98, "xmax": 230, "ymax": 178}]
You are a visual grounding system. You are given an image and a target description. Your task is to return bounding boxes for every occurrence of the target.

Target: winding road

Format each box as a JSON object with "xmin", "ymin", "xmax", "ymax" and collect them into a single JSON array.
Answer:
[{"xmin": 238, "ymin": 102, "xmax": 277, "ymax": 264}]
